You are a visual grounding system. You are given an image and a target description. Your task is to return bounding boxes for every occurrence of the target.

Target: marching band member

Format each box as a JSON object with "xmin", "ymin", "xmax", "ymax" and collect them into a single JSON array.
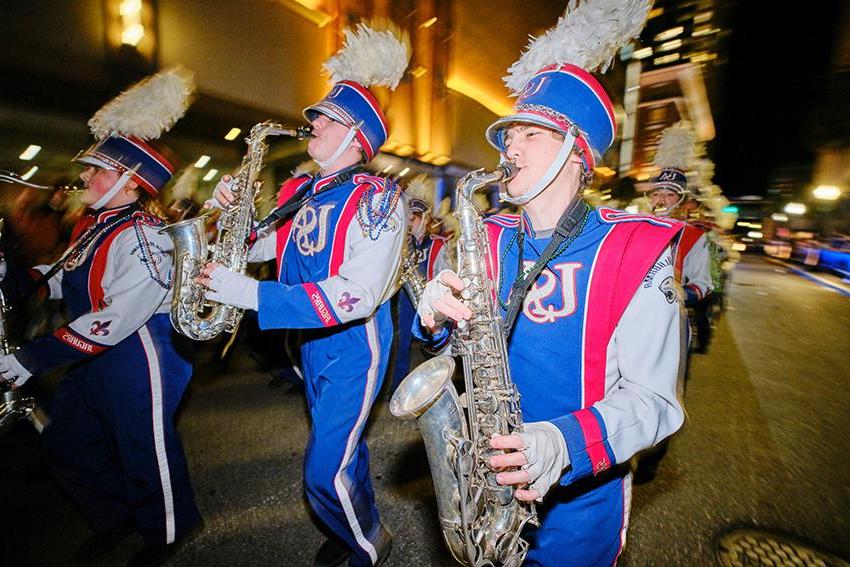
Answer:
[
  {"xmin": 647, "ymin": 122, "xmax": 714, "ymax": 311},
  {"xmin": 390, "ymin": 175, "xmax": 450, "ymax": 392},
  {"xmin": 414, "ymin": 1, "xmax": 686, "ymax": 564},
  {"xmin": 0, "ymin": 69, "xmax": 202, "ymax": 567},
  {"xmin": 202, "ymin": 23, "xmax": 409, "ymax": 567}
]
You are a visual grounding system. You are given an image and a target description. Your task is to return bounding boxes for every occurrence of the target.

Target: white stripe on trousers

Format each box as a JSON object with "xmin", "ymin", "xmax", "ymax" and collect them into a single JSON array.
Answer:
[
  {"xmin": 138, "ymin": 325, "xmax": 176, "ymax": 544},
  {"xmin": 332, "ymin": 317, "xmax": 381, "ymax": 564}
]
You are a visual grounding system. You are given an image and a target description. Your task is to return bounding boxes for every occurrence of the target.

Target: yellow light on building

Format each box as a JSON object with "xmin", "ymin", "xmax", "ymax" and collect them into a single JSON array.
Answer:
[
  {"xmin": 119, "ymin": 0, "xmax": 142, "ymax": 16},
  {"xmin": 410, "ymin": 66, "xmax": 428, "ymax": 79},
  {"xmin": 694, "ymin": 11, "xmax": 713, "ymax": 24},
  {"xmin": 21, "ymin": 166, "xmax": 38, "ymax": 181},
  {"xmin": 282, "ymin": 0, "xmax": 333, "ymax": 27},
  {"xmin": 813, "ymin": 185, "xmax": 841, "ymax": 200},
  {"xmin": 398, "ymin": 167, "xmax": 410, "ymax": 177},
  {"xmin": 446, "ymin": 75, "xmax": 513, "ymax": 117},
  {"xmin": 653, "ymin": 53, "xmax": 680, "ymax": 65},
  {"xmin": 202, "ymin": 169, "xmax": 219, "ymax": 182},
  {"xmin": 654, "ymin": 26, "xmax": 683, "ymax": 42},
  {"xmin": 19, "ymin": 145, "xmax": 41, "ymax": 161},
  {"xmin": 119, "ymin": 0, "xmax": 144, "ymax": 46},
  {"xmin": 420, "ymin": 17, "xmax": 438, "ymax": 29},
  {"xmin": 784, "ymin": 202, "xmax": 807, "ymax": 215},
  {"xmin": 122, "ymin": 23, "xmax": 145, "ymax": 47},
  {"xmin": 194, "ymin": 155, "xmax": 211, "ymax": 168},
  {"xmin": 633, "ymin": 47, "xmax": 653, "ymax": 60},
  {"xmin": 224, "ymin": 128, "xmax": 242, "ymax": 141},
  {"xmin": 658, "ymin": 39, "xmax": 682, "ymax": 53},
  {"xmin": 692, "ymin": 27, "xmax": 720, "ymax": 38}
]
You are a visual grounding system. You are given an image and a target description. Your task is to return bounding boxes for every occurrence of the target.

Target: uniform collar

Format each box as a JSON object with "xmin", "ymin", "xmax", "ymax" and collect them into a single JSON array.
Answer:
[
  {"xmin": 311, "ymin": 164, "xmax": 361, "ymax": 194},
  {"xmin": 95, "ymin": 203, "xmax": 137, "ymax": 224}
]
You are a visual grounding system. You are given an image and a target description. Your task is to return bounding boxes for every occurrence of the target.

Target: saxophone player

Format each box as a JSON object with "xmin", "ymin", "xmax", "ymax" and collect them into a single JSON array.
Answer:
[
  {"xmin": 415, "ymin": 1, "xmax": 686, "ymax": 565},
  {"xmin": 199, "ymin": 24, "xmax": 408, "ymax": 567},
  {"xmin": 0, "ymin": 69, "xmax": 202, "ymax": 566}
]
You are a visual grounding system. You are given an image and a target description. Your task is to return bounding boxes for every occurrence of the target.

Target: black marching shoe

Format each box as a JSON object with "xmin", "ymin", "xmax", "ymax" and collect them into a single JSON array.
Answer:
[
  {"xmin": 314, "ymin": 525, "xmax": 393, "ymax": 567},
  {"xmin": 72, "ymin": 521, "xmax": 135, "ymax": 563},
  {"xmin": 315, "ymin": 536, "xmax": 350, "ymax": 567},
  {"xmin": 126, "ymin": 519, "xmax": 204, "ymax": 567}
]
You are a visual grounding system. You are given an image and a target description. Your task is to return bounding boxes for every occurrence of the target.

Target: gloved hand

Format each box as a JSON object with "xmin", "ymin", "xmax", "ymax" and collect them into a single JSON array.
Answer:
[
  {"xmin": 203, "ymin": 174, "xmax": 236, "ymax": 210},
  {"xmin": 199, "ymin": 263, "xmax": 259, "ymax": 311},
  {"xmin": 417, "ymin": 270, "xmax": 472, "ymax": 330},
  {"xmin": 489, "ymin": 421, "xmax": 571, "ymax": 502},
  {"xmin": 0, "ymin": 353, "xmax": 33, "ymax": 388}
]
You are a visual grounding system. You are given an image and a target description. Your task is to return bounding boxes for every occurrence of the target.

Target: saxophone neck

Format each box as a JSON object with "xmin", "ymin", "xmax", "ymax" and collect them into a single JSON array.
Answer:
[{"xmin": 458, "ymin": 163, "xmax": 516, "ymax": 204}]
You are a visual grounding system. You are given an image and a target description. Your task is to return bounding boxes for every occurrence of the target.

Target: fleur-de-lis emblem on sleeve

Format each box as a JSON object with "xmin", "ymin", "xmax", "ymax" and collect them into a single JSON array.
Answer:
[{"xmin": 337, "ymin": 292, "xmax": 361, "ymax": 313}]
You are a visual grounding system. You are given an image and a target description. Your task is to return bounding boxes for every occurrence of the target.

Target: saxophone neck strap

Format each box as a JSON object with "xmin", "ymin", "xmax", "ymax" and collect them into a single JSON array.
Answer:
[
  {"xmin": 251, "ymin": 166, "xmax": 362, "ymax": 238},
  {"xmin": 502, "ymin": 196, "xmax": 590, "ymax": 334},
  {"xmin": 27, "ymin": 205, "xmax": 139, "ymax": 297}
]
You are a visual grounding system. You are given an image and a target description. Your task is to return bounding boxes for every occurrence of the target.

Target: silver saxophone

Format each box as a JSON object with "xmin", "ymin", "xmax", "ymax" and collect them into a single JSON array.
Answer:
[
  {"xmin": 0, "ymin": 223, "xmax": 49, "ymax": 435},
  {"xmin": 399, "ymin": 238, "xmax": 427, "ymax": 306},
  {"xmin": 390, "ymin": 164, "xmax": 537, "ymax": 566},
  {"xmin": 161, "ymin": 121, "xmax": 311, "ymax": 341}
]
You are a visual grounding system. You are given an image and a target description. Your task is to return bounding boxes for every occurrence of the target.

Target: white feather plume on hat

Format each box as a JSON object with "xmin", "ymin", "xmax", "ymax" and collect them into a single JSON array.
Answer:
[
  {"xmin": 324, "ymin": 22, "xmax": 411, "ymax": 91},
  {"xmin": 504, "ymin": 0, "xmax": 651, "ymax": 95},
  {"xmin": 405, "ymin": 174, "xmax": 435, "ymax": 210},
  {"xmin": 88, "ymin": 66, "xmax": 195, "ymax": 141},
  {"xmin": 653, "ymin": 122, "xmax": 696, "ymax": 171}
]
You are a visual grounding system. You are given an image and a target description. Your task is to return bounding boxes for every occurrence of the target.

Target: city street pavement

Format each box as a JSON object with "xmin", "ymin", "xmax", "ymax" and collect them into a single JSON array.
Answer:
[{"xmin": 1, "ymin": 254, "xmax": 848, "ymax": 566}]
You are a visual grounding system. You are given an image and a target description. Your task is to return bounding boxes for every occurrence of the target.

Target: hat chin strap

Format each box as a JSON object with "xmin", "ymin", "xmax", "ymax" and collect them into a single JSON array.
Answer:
[
  {"xmin": 91, "ymin": 164, "xmax": 140, "ymax": 211},
  {"xmin": 315, "ymin": 123, "xmax": 362, "ymax": 170},
  {"xmin": 499, "ymin": 129, "xmax": 577, "ymax": 206},
  {"xmin": 651, "ymin": 191, "xmax": 688, "ymax": 217}
]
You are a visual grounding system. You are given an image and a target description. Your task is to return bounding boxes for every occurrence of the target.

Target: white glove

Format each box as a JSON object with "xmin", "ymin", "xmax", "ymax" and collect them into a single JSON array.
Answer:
[
  {"xmin": 205, "ymin": 266, "xmax": 259, "ymax": 310},
  {"xmin": 0, "ymin": 353, "xmax": 33, "ymax": 387},
  {"xmin": 203, "ymin": 175, "xmax": 236, "ymax": 210},
  {"xmin": 519, "ymin": 421, "xmax": 571, "ymax": 501},
  {"xmin": 417, "ymin": 270, "xmax": 471, "ymax": 329}
]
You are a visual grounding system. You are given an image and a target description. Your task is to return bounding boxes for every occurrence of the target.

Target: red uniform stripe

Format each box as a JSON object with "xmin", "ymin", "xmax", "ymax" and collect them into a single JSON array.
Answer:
[
  {"xmin": 574, "ymin": 408, "xmax": 611, "ymax": 474},
  {"xmin": 88, "ymin": 219, "xmax": 136, "ymax": 312}
]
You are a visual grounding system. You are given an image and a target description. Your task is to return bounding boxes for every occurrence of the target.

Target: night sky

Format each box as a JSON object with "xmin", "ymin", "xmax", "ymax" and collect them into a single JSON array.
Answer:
[{"xmin": 713, "ymin": 0, "xmax": 843, "ymax": 197}]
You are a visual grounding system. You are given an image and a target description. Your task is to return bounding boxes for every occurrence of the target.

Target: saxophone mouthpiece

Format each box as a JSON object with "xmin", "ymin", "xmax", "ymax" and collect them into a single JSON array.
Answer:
[
  {"xmin": 297, "ymin": 125, "xmax": 315, "ymax": 140},
  {"xmin": 497, "ymin": 162, "xmax": 517, "ymax": 182}
]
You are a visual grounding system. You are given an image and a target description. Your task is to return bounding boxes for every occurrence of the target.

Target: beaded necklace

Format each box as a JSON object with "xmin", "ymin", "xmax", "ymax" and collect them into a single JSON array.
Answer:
[
  {"xmin": 355, "ymin": 176, "xmax": 402, "ymax": 240},
  {"xmin": 131, "ymin": 216, "xmax": 170, "ymax": 289}
]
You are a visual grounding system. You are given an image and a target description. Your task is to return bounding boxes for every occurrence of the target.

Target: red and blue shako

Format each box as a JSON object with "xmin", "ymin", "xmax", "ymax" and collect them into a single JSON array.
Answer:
[
  {"xmin": 486, "ymin": 63, "xmax": 617, "ymax": 172},
  {"xmin": 303, "ymin": 80, "xmax": 389, "ymax": 162},
  {"xmin": 74, "ymin": 135, "xmax": 176, "ymax": 196}
]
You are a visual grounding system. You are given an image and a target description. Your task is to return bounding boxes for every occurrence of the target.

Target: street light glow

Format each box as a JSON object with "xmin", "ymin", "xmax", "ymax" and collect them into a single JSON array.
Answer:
[
  {"xmin": 224, "ymin": 128, "xmax": 241, "ymax": 141},
  {"xmin": 202, "ymin": 168, "xmax": 219, "ymax": 182},
  {"xmin": 194, "ymin": 155, "xmax": 211, "ymax": 168},
  {"xmin": 21, "ymin": 166, "xmax": 38, "ymax": 181},
  {"xmin": 19, "ymin": 145, "xmax": 42, "ymax": 161},
  {"xmin": 812, "ymin": 185, "xmax": 841, "ymax": 200},
  {"xmin": 784, "ymin": 202, "xmax": 807, "ymax": 215},
  {"xmin": 771, "ymin": 213, "xmax": 789, "ymax": 222}
]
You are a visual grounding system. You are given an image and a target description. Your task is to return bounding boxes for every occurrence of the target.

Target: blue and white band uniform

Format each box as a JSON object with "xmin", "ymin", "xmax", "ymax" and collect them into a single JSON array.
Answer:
[
  {"xmin": 247, "ymin": 169, "xmax": 405, "ymax": 566},
  {"xmin": 11, "ymin": 204, "xmax": 200, "ymax": 547},
  {"xmin": 415, "ymin": 208, "xmax": 686, "ymax": 566}
]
